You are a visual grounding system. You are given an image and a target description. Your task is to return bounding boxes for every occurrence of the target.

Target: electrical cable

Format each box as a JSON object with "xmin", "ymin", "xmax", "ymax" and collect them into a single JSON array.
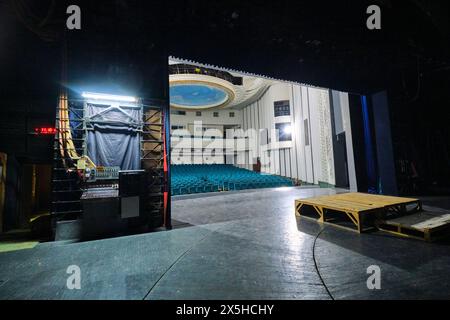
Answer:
[
  {"xmin": 142, "ymin": 223, "xmax": 335, "ymax": 300},
  {"xmin": 312, "ymin": 226, "xmax": 335, "ymax": 300}
]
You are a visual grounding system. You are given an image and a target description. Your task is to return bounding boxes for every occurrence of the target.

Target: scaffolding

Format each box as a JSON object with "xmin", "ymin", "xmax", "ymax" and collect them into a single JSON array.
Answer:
[
  {"xmin": 141, "ymin": 100, "xmax": 166, "ymax": 228},
  {"xmin": 51, "ymin": 96, "xmax": 168, "ymax": 235},
  {"xmin": 52, "ymin": 97, "xmax": 84, "ymax": 223}
]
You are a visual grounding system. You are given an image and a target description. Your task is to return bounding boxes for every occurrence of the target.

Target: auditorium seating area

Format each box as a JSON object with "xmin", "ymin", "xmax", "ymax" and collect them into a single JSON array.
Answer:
[{"xmin": 171, "ymin": 164, "xmax": 293, "ymax": 195}]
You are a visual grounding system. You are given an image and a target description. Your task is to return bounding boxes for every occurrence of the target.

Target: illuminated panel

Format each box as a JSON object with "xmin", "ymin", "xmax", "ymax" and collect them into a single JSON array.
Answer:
[
  {"xmin": 34, "ymin": 127, "xmax": 56, "ymax": 135},
  {"xmin": 81, "ymin": 92, "xmax": 136, "ymax": 102}
]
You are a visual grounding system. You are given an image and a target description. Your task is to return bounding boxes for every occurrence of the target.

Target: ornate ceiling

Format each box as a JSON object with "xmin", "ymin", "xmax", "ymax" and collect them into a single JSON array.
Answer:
[{"xmin": 169, "ymin": 59, "xmax": 272, "ymax": 110}]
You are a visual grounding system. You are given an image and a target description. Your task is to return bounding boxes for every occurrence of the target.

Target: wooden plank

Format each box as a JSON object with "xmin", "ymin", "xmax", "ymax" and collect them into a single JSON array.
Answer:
[
  {"xmin": 297, "ymin": 197, "xmax": 383, "ymax": 213},
  {"xmin": 376, "ymin": 209, "xmax": 450, "ymax": 242},
  {"xmin": 414, "ymin": 215, "xmax": 450, "ymax": 229},
  {"xmin": 342, "ymin": 192, "xmax": 417, "ymax": 201},
  {"xmin": 323, "ymin": 193, "xmax": 418, "ymax": 206},
  {"xmin": 298, "ymin": 196, "xmax": 377, "ymax": 208},
  {"xmin": 383, "ymin": 212, "xmax": 450, "ymax": 230},
  {"xmin": 325, "ymin": 193, "xmax": 417, "ymax": 204}
]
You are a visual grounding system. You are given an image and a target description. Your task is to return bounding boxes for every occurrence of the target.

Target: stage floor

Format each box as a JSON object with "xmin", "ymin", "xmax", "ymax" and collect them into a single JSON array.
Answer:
[{"xmin": 1, "ymin": 187, "xmax": 450, "ymax": 299}]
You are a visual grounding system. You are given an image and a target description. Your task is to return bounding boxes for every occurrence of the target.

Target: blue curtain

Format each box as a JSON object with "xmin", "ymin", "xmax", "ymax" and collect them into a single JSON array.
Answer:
[{"xmin": 361, "ymin": 96, "xmax": 378, "ymax": 193}]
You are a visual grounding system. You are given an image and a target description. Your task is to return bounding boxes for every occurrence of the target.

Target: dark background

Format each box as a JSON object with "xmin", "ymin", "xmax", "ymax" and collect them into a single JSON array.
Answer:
[{"xmin": 0, "ymin": 0, "xmax": 449, "ymax": 195}]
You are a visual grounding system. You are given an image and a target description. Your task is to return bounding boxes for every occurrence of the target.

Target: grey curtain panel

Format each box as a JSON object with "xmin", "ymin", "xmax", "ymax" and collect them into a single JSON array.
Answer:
[{"xmin": 86, "ymin": 103, "xmax": 141, "ymax": 170}]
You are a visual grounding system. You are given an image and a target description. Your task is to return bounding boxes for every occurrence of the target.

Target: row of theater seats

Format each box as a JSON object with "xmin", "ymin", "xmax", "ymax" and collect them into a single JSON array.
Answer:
[{"xmin": 171, "ymin": 164, "xmax": 293, "ymax": 195}]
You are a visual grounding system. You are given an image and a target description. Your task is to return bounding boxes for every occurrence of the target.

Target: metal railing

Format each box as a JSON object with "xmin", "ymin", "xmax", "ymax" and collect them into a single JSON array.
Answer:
[{"xmin": 169, "ymin": 63, "xmax": 242, "ymax": 85}]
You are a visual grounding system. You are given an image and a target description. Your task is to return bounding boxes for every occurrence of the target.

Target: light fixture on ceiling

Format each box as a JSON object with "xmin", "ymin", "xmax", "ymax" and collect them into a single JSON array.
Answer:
[
  {"xmin": 283, "ymin": 124, "xmax": 292, "ymax": 134},
  {"xmin": 81, "ymin": 92, "xmax": 137, "ymax": 102}
]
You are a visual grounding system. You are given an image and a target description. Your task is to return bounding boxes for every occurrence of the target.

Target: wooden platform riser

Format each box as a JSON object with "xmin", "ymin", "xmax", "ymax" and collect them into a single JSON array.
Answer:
[
  {"xmin": 377, "ymin": 222, "xmax": 450, "ymax": 242},
  {"xmin": 295, "ymin": 193, "xmax": 424, "ymax": 236},
  {"xmin": 296, "ymin": 203, "xmax": 376, "ymax": 233}
]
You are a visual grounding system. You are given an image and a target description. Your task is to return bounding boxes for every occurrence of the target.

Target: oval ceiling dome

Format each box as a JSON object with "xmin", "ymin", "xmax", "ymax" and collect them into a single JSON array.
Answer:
[
  {"xmin": 170, "ymin": 84, "xmax": 228, "ymax": 108},
  {"xmin": 169, "ymin": 74, "xmax": 236, "ymax": 109}
]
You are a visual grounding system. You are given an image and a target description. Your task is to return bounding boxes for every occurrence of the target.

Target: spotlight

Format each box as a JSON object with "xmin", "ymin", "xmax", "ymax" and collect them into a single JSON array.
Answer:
[
  {"xmin": 283, "ymin": 124, "xmax": 292, "ymax": 134},
  {"xmin": 276, "ymin": 187, "xmax": 291, "ymax": 191},
  {"xmin": 82, "ymin": 92, "xmax": 137, "ymax": 102}
]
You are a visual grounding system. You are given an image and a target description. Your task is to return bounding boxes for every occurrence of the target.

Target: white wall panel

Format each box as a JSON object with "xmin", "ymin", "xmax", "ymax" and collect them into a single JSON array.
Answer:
[{"xmin": 340, "ymin": 92, "xmax": 358, "ymax": 191}]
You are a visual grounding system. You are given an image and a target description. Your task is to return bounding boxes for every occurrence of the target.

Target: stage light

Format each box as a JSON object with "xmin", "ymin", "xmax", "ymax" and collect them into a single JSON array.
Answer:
[
  {"xmin": 81, "ymin": 92, "xmax": 137, "ymax": 102},
  {"xmin": 283, "ymin": 124, "xmax": 292, "ymax": 134}
]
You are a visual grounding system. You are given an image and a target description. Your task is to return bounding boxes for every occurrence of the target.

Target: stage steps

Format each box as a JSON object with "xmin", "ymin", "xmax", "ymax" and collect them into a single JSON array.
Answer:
[{"xmin": 377, "ymin": 211, "xmax": 450, "ymax": 242}]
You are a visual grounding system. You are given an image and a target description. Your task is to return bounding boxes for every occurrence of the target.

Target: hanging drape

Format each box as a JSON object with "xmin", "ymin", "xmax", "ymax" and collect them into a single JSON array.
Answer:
[{"xmin": 86, "ymin": 103, "xmax": 141, "ymax": 170}]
